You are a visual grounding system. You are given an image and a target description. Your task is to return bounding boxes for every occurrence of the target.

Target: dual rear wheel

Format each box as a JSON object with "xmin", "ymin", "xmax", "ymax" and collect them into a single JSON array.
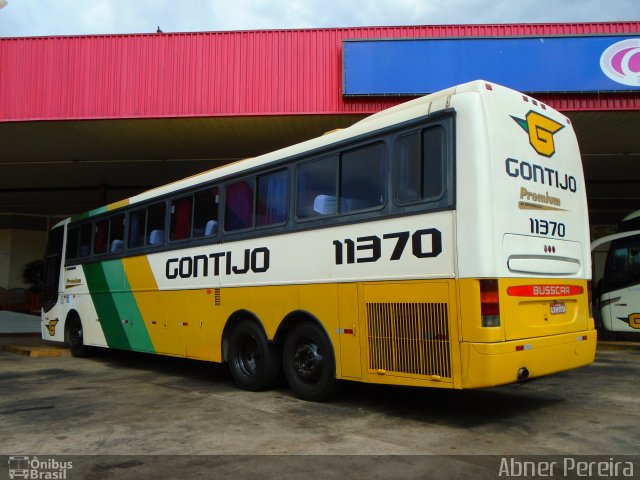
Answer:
[{"xmin": 228, "ymin": 320, "xmax": 339, "ymax": 401}]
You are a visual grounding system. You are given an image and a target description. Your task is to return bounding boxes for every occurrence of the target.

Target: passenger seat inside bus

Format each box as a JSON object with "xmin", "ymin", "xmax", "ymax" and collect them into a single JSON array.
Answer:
[
  {"xmin": 313, "ymin": 195, "xmax": 336, "ymax": 215},
  {"xmin": 204, "ymin": 220, "xmax": 218, "ymax": 236},
  {"xmin": 149, "ymin": 230, "xmax": 164, "ymax": 245},
  {"xmin": 111, "ymin": 239, "xmax": 124, "ymax": 253}
]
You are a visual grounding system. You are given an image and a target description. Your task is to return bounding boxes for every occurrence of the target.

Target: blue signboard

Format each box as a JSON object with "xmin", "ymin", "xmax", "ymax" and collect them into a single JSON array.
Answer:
[{"xmin": 343, "ymin": 36, "xmax": 640, "ymax": 95}]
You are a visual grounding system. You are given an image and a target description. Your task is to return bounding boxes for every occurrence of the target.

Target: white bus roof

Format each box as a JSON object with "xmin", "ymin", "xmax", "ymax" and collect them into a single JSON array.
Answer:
[{"xmin": 127, "ymin": 79, "xmax": 492, "ymax": 206}]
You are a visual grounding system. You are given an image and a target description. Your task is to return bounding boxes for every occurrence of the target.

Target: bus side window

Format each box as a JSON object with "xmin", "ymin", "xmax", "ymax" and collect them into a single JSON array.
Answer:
[
  {"xmin": 109, "ymin": 214, "xmax": 125, "ymax": 253},
  {"xmin": 422, "ymin": 127, "xmax": 445, "ymax": 200},
  {"xmin": 396, "ymin": 126, "xmax": 445, "ymax": 204},
  {"xmin": 257, "ymin": 170, "xmax": 289, "ymax": 227},
  {"xmin": 78, "ymin": 223, "xmax": 92, "ymax": 257},
  {"xmin": 340, "ymin": 142, "xmax": 385, "ymax": 213},
  {"xmin": 128, "ymin": 209, "xmax": 145, "ymax": 248},
  {"xmin": 296, "ymin": 156, "xmax": 338, "ymax": 218},
  {"xmin": 397, "ymin": 133, "xmax": 420, "ymax": 203},
  {"xmin": 66, "ymin": 226, "xmax": 79, "ymax": 260},
  {"xmin": 170, "ymin": 196, "xmax": 193, "ymax": 241},
  {"xmin": 604, "ymin": 237, "xmax": 640, "ymax": 290},
  {"xmin": 193, "ymin": 187, "xmax": 219, "ymax": 238},
  {"xmin": 146, "ymin": 202, "xmax": 166, "ymax": 246},
  {"xmin": 225, "ymin": 180, "xmax": 255, "ymax": 231}
]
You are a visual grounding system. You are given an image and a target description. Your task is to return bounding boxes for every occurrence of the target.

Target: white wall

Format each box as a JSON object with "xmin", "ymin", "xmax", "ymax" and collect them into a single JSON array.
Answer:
[
  {"xmin": 0, "ymin": 228, "xmax": 48, "ymax": 289},
  {"xmin": 0, "ymin": 229, "xmax": 11, "ymax": 289}
]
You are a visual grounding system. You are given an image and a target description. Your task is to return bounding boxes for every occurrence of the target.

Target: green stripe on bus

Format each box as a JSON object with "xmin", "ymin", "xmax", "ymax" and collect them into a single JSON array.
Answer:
[
  {"xmin": 71, "ymin": 206, "xmax": 108, "ymax": 222},
  {"xmin": 101, "ymin": 260, "xmax": 155, "ymax": 353},
  {"xmin": 83, "ymin": 262, "xmax": 130, "ymax": 350}
]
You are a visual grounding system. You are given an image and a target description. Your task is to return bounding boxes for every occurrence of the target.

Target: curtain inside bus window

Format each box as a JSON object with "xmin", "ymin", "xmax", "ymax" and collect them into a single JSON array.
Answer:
[
  {"xmin": 257, "ymin": 170, "xmax": 289, "ymax": 226},
  {"xmin": 170, "ymin": 197, "xmax": 193, "ymax": 241},
  {"xmin": 340, "ymin": 142, "xmax": 385, "ymax": 213},
  {"xmin": 128, "ymin": 209, "xmax": 144, "ymax": 248},
  {"xmin": 94, "ymin": 220, "xmax": 108, "ymax": 254},
  {"xmin": 225, "ymin": 180, "xmax": 254, "ymax": 231},
  {"xmin": 296, "ymin": 156, "xmax": 338, "ymax": 218}
]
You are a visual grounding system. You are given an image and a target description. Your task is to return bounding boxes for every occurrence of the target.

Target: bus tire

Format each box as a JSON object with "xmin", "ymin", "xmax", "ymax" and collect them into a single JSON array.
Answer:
[
  {"xmin": 66, "ymin": 314, "xmax": 92, "ymax": 358},
  {"xmin": 228, "ymin": 320, "xmax": 281, "ymax": 391},
  {"xmin": 283, "ymin": 321, "xmax": 340, "ymax": 401}
]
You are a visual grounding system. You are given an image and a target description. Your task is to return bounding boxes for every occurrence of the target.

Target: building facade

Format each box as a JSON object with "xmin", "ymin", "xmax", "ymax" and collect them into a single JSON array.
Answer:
[{"xmin": 0, "ymin": 22, "xmax": 639, "ymax": 296}]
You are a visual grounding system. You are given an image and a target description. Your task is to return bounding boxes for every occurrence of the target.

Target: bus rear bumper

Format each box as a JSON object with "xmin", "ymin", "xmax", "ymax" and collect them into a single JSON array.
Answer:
[{"xmin": 460, "ymin": 329, "xmax": 597, "ymax": 389}]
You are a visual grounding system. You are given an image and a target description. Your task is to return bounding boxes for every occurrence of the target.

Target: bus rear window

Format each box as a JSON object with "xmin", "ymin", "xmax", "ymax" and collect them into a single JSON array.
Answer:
[{"xmin": 396, "ymin": 126, "xmax": 445, "ymax": 204}]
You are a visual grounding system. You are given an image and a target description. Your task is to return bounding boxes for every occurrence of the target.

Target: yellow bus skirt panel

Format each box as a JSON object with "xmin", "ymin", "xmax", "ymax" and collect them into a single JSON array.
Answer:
[{"xmin": 460, "ymin": 329, "xmax": 597, "ymax": 389}]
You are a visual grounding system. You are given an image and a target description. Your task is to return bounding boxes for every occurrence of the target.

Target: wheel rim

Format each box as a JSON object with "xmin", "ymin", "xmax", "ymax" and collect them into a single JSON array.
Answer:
[
  {"xmin": 237, "ymin": 335, "xmax": 260, "ymax": 377},
  {"xmin": 292, "ymin": 340, "xmax": 323, "ymax": 385}
]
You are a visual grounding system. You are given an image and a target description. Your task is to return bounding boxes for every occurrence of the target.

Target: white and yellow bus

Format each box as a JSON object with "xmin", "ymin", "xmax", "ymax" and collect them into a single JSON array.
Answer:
[
  {"xmin": 592, "ymin": 210, "xmax": 640, "ymax": 334},
  {"xmin": 40, "ymin": 80, "xmax": 596, "ymax": 401}
]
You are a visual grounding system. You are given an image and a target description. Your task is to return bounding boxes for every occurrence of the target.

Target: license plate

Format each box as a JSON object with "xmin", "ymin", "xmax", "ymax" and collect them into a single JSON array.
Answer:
[{"xmin": 550, "ymin": 302, "xmax": 566, "ymax": 315}]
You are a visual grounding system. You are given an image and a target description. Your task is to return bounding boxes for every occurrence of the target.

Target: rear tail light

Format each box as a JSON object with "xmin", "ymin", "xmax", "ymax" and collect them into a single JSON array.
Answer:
[{"xmin": 480, "ymin": 279, "xmax": 500, "ymax": 327}]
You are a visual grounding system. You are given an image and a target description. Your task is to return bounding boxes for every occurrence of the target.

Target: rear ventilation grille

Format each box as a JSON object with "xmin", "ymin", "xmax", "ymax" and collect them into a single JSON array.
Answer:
[{"xmin": 367, "ymin": 302, "xmax": 451, "ymax": 379}]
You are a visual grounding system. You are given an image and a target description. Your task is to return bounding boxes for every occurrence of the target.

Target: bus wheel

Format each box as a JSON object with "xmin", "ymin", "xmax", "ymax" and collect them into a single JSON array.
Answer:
[
  {"xmin": 228, "ymin": 320, "xmax": 281, "ymax": 391},
  {"xmin": 283, "ymin": 321, "xmax": 340, "ymax": 401},
  {"xmin": 67, "ymin": 315, "xmax": 91, "ymax": 357}
]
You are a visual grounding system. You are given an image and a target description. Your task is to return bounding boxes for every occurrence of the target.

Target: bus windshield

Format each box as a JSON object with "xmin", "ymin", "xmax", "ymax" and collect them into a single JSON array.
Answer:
[{"xmin": 42, "ymin": 224, "xmax": 64, "ymax": 313}]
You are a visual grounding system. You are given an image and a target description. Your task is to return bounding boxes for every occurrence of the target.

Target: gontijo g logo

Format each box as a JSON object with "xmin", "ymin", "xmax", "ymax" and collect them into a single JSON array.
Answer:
[
  {"xmin": 511, "ymin": 111, "xmax": 564, "ymax": 158},
  {"xmin": 600, "ymin": 38, "xmax": 640, "ymax": 87}
]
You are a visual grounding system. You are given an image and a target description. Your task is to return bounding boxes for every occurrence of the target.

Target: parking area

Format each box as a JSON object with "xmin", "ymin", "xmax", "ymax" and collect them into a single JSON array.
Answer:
[{"xmin": 1, "ymin": 338, "xmax": 639, "ymax": 478}]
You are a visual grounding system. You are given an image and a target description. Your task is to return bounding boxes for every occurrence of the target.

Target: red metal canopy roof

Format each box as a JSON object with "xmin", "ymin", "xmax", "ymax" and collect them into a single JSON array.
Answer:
[{"xmin": 1, "ymin": 22, "xmax": 639, "ymax": 122}]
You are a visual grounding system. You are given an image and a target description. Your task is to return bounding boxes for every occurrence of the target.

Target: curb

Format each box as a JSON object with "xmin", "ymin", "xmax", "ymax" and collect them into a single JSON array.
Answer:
[
  {"xmin": 597, "ymin": 341, "xmax": 640, "ymax": 351},
  {"xmin": 1, "ymin": 343, "xmax": 71, "ymax": 358}
]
